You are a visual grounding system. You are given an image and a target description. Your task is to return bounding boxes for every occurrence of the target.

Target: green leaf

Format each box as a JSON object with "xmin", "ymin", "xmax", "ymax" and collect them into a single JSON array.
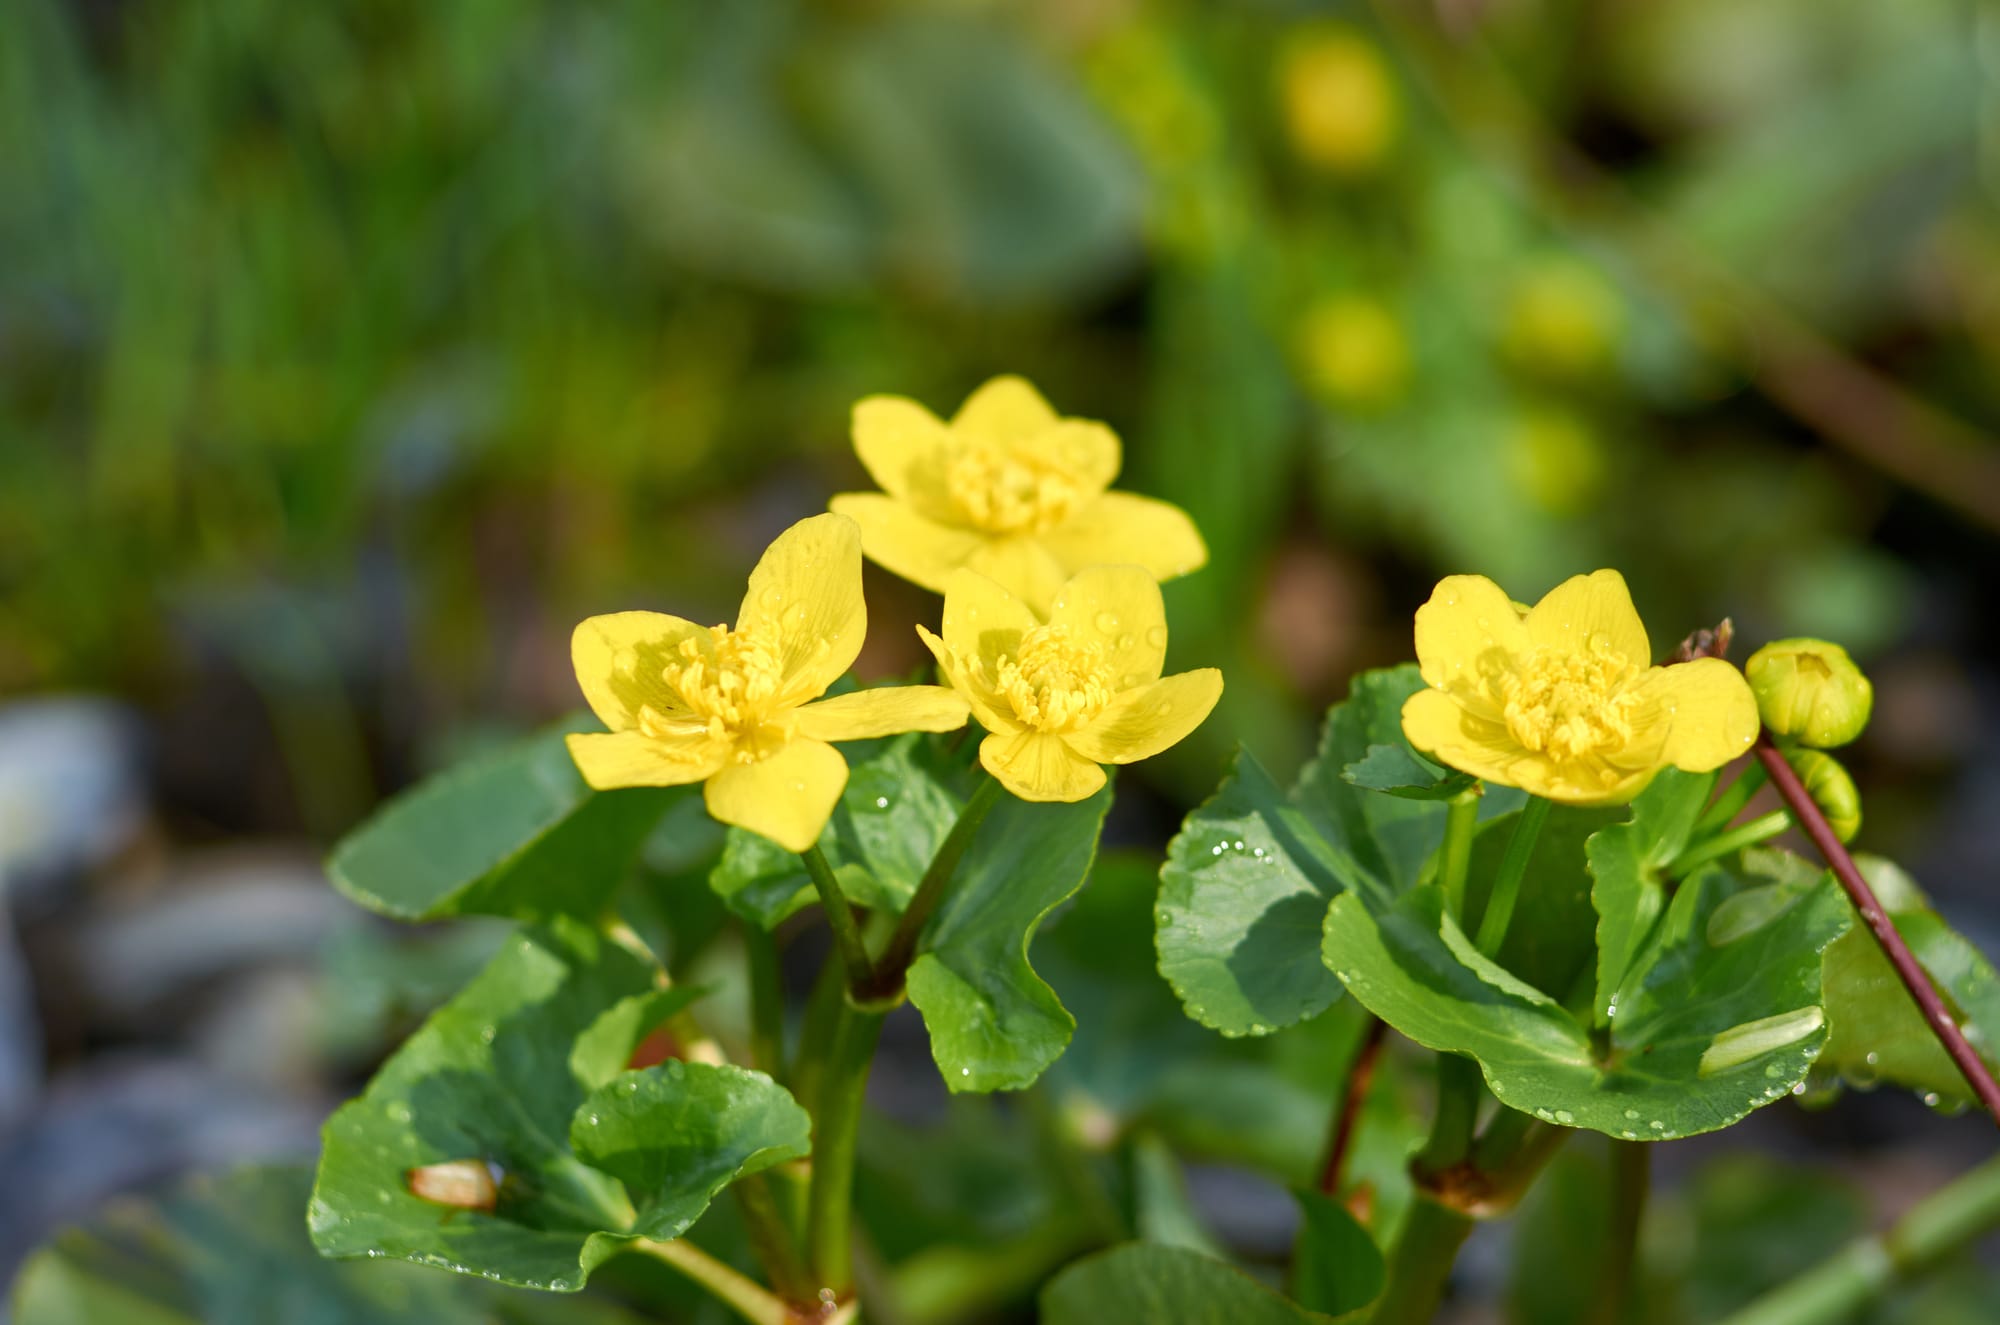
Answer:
[
  {"xmin": 1131, "ymin": 1133, "xmax": 1226, "ymax": 1257},
  {"xmin": 1586, "ymin": 768, "xmax": 1714, "ymax": 1024},
  {"xmin": 708, "ymin": 732, "xmax": 962, "ymax": 927},
  {"xmin": 1321, "ymin": 862, "xmax": 1850, "ymax": 1139},
  {"xmin": 1470, "ymin": 804, "xmax": 1624, "ymax": 1003},
  {"xmin": 1291, "ymin": 1189, "xmax": 1385, "ymax": 1318},
  {"xmin": 1042, "ymin": 1243, "xmax": 1336, "ymax": 1325},
  {"xmin": 1342, "ymin": 744, "xmax": 1475, "ymax": 801},
  {"xmin": 11, "ymin": 1167, "xmax": 568, "ymax": 1325},
  {"xmin": 1157, "ymin": 750, "xmax": 1353, "ymax": 1037},
  {"xmin": 905, "ymin": 785, "xmax": 1110, "ymax": 1092},
  {"xmin": 1158, "ymin": 666, "xmax": 1520, "ymax": 1038},
  {"xmin": 569, "ymin": 1061, "xmax": 811, "ymax": 1242},
  {"xmin": 310, "ymin": 919, "xmax": 808, "ymax": 1291},
  {"xmin": 569, "ymin": 986, "xmax": 710, "ymax": 1090},
  {"xmin": 1817, "ymin": 857, "xmax": 2000, "ymax": 1104},
  {"xmin": 329, "ymin": 721, "xmax": 679, "ymax": 923}
]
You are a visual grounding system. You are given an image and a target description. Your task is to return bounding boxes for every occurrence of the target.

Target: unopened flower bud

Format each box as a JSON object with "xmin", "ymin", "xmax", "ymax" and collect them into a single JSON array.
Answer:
[
  {"xmin": 1746, "ymin": 638, "xmax": 1872, "ymax": 748},
  {"xmin": 1786, "ymin": 749, "xmax": 1861, "ymax": 843}
]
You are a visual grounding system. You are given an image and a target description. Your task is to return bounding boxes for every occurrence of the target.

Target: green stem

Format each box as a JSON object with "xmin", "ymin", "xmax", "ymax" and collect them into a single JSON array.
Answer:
[
  {"xmin": 1438, "ymin": 786, "xmax": 1482, "ymax": 925},
  {"xmin": 867, "ymin": 774, "xmax": 1004, "ymax": 997},
  {"xmin": 1666, "ymin": 809, "xmax": 1790, "ymax": 878},
  {"xmin": 805, "ymin": 996, "xmax": 887, "ymax": 1296},
  {"xmin": 800, "ymin": 845, "xmax": 877, "ymax": 993},
  {"xmin": 1469, "ymin": 1103, "xmax": 1537, "ymax": 1173},
  {"xmin": 1367, "ymin": 1194, "xmax": 1475, "ymax": 1325},
  {"xmin": 1591, "ymin": 1140, "xmax": 1650, "ymax": 1325},
  {"xmin": 1695, "ymin": 763, "xmax": 1768, "ymax": 835},
  {"xmin": 1715, "ymin": 1156, "xmax": 2000, "ymax": 1325},
  {"xmin": 1473, "ymin": 795, "xmax": 1551, "ymax": 956},
  {"xmin": 631, "ymin": 1237, "xmax": 794, "ymax": 1325},
  {"xmin": 732, "ymin": 1172, "xmax": 813, "ymax": 1308},
  {"xmin": 744, "ymin": 923, "xmax": 785, "ymax": 1080},
  {"xmin": 1416, "ymin": 1054, "xmax": 1482, "ymax": 1175}
]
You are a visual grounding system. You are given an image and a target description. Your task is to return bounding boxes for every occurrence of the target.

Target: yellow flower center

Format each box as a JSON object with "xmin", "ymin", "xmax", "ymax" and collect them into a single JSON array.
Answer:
[
  {"xmin": 990, "ymin": 624, "xmax": 1117, "ymax": 733},
  {"xmin": 641, "ymin": 625, "xmax": 805, "ymax": 762},
  {"xmin": 945, "ymin": 438, "xmax": 1091, "ymax": 534},
  {"xmin": 1498, "ymin": 641, "xmax": 1639, "ymax": 764}
]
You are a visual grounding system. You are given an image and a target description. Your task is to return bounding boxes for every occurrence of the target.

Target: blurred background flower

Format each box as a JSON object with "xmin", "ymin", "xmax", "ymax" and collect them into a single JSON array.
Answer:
[{"xmin": 2, "ymin": 0, "xmax": 1998, "ymax": 1317}]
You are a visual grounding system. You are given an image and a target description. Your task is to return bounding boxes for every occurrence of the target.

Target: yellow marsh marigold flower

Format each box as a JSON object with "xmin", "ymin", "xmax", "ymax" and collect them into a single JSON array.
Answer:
[
  {"xmin": 1277, "ymin": 26, "xmax": 1399, "ymax": 174},
  {"xmin": 567, "ymin": 514, "xmax": 969, "ymax": 852},
  {"xmin": 1401, "ymin": 570, "xmax": 1757, "ymax": 805},
  {"xmin": 916, "ymin": 565, "xmax": 1223, "ymax": 803},
  {"xmin": 829, "ymin": 376, "xmax": 1207, "ymax": 615}
]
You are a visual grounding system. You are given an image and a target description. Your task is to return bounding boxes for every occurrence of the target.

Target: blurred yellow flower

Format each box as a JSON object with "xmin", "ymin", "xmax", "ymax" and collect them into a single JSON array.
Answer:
[
  {"xmin": 917, "ymin": 565, "xmax": 1222, "ymax": 802},
  {"xmin": 1277, "ymin": 26, "xmax": 1399, "ymax": 174},
  {"xmin": 1401, "ymin": 570, "xmax": 1757, "ymax": 805},
  {"xmin": 567, "ymin": 513, "xmax": 969, "ymax": 852},
  {"xmin": 1295, "ymin": 294, "xmax": 1409, "ymax": 409},
  {"xmin": 830, "ymin": 376, "xmax": 1207, "ymax": 614}
]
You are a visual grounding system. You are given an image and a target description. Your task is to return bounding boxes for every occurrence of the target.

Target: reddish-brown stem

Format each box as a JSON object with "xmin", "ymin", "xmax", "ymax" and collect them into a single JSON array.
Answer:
[
  {"xmin": 1318, "ymin": 1017, "xmax": 1389, "ymax": 1196},
  {"xmin": 1754, "ymin": 733, "xmax": 2000, "ymax": 1127}
]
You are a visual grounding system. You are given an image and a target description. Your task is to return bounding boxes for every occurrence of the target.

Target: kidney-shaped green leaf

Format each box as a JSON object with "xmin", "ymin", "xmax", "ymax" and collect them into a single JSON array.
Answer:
[
  {"xmin": 905, "ymin": 784, "xmax": 1110, "ymax": 1092},
  {"xmin": 1586, "ymin": 768, "xmax": 1714, "ymax": 1025},
  {"xmin": 310, "ymin": 919, "xmax": 807, "ymax": 1290},
  {"xmin": 329, "ymin": 721, "xmax": 680, "ymax": 923},
  {"xmin": 1322, "ymin": 862, "xmax": 1850, "ymax": 1140}
]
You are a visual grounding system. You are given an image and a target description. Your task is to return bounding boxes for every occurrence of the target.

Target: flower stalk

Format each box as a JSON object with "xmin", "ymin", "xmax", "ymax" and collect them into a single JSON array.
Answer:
[
  {"xmin": 865, "ymin": 774, "xmax": 1003, "ymax": 999},
  {"xmin": 800, "ymin": 845, "xmax": 878, "ymax": 994},
  {"xmin": 1474, "ymin": 795, "xmax": 1551, "ymax": 955},
  {"xmin": 1754, "ymin": 733, "xmax": 2000, "ymax": 1126}
]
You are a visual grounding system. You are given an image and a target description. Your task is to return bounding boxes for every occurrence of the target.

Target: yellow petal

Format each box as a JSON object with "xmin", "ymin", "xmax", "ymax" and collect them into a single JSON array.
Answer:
[
  {"xmin": 940, "ymin": 566, "xmax": 1041, "ymax": 676},
  {"xmin": 566, "ymin": 731, "xmax": 727, "ymax": 789},
  {"xmin": 702, "ymin": 739, "xmax": 849, "ymax": 853},
  {"xmin": 1069, "ymin": 668, "xmax": 1223, "ymax": 765},
  {"xmin": 1525, "ymin": 569, "xmax": 1651, "ymax": 669},
  {"xmin": 951, "ymin": 375, "xmax": 1060, "ymax": 443},
  {"xmin": 917, "ymin": 624, "xmax": 1018, "ymax": 736},
  {"xmin": 794, "ymin": 685, "xmax": 970, "ymax": 742},
  {"xmin": 572, "ymin": 611, "xmax": 712, "ymax": 731},
  {"xmin": 1039, "ymin": 492, "xmax": 1207, "ymax": 585},
  {"xmin": 851, "ymin": 395, "xmax": 956, "ymax": 520},
  {"xmin": 978, "ymin": 730, "xmax": 1107, "ymax": 803},
  {"xmin": 1412, "ymin": 575, "xmax": 1532, "ymax": 702},
  {"xmin": 1047, "ymin": 564, "xmax": 1169, "ymax": 688},
  {"xmin": 1400, "ymin": 689, "xmax": 1655, "ymax": 806},
  {"xmin": 964, "ymin": 536, "xmax": 1069, "ymax": 616},
  {"xmin": 1626, "ymin": 658, "xmax": 1760, "ymax": 772},
  {"xmin": 829, "ymin": 493, "xmax": 984, "ymax": 596},
  {"xmin": 736, "ymin": 513, "xmax": 866, "ymax": 696}
]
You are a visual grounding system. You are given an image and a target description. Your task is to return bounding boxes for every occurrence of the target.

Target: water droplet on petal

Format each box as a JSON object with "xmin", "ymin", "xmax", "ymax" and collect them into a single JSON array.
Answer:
[{"xmin": 1145, "ymin": 625, "xmax": 1168, "ymax": 649}]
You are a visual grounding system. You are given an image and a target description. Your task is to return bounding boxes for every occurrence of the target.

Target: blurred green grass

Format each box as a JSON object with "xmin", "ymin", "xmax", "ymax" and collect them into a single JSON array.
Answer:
[{"xmin": 2, "ymin": 0, "xmax": 1994, "ymax": 837}]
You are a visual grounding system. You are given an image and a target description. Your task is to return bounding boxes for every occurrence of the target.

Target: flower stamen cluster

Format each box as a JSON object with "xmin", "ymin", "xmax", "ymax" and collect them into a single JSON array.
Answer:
[
  {"xmin": 1498, "ymin": 640, "xmax": 1639, "ymax": 764},
  {"xmin": 986, "ymin": 624, "xmax": 1116, "ymax": 732},
  {"xmin": 945, "ymin": 438, "xmax": 1093, "ymax": 535}
]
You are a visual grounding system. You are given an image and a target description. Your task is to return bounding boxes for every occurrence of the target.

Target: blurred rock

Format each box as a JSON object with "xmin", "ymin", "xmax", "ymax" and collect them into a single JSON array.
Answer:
[{"xmin": 0, "ymin": 697, "xmax": 146, "ymax": 906}]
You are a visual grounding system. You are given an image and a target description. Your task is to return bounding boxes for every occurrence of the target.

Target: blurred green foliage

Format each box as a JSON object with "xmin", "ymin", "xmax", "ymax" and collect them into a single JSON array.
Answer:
[{"xmin": 3, "ymin": 0, "xmax": 1993, "ymax": 827}]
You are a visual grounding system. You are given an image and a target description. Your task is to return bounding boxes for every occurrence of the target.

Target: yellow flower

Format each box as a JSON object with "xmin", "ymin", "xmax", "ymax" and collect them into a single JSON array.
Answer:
[
  {"xmin": 829, "ymin": 376, "xmax": 1207, "ymax": 614},
  {"xmin": 566, "ymin": 513, "xmax": 970, "ymax": 852},
  {"xmin": 1400, "ymin": 570, "xmax": 1757, "ymax": 805},
  {"xmin": 916, "ymin": 564, "xmax": 1223, "ymax": 802},
  {"xmin": 1276, "ymin": 25, "xmax": 1399, "ymax": 174}
]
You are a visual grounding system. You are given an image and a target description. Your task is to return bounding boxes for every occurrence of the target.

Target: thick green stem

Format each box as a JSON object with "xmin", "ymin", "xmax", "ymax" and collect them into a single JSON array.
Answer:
[
  {"xmin": 805, "ymin": 997, "xmax": 887, "ymax": 1296},
  {"xmin": 732, "ymin": 1172, "xmax": 812, "ymax": 1308},
  {"xmin": 867, "ymin": 774, "xmax": 1003, "ymax": 997},
  {"xmin": 1695, "ymin": 763, "xmax": 1768, "ymax": 835},
  {"xmin": 1715, "ymin": 1156, "xmax": 2000, "ymax": 1325},
  {"xmin": 1416, "ymin": 1054, "xmax": 1482, "ymax": 1175},
  {"xmin": 1590, "ymin": 1140, "xmax": 1650, "ymax": 1325},
  {"xmin": 744, "ymin": 924, "xmax": 785, "ymax": 1079},
  {"xmin": 631, "ymin": 1237, "xmax": 795, "ymax": 1325},
  {"xmin": 1665, "ymin": 809, "xmax": 1790, "ymax": 878},
  {"xmin": 1367, "ymin": 1194, "xmax": 1475, "ymax": 1325},
  {"xmin": 1438, "ymin": 787, "xmax": 1482, "ymax": 925},
  {"xmin": 1474, "ymin": 795, "xmax": 1551, "ymax": 956},
  {"xmin": 800, "ymin": 845, "xmax": 877, "ymax": 993}
]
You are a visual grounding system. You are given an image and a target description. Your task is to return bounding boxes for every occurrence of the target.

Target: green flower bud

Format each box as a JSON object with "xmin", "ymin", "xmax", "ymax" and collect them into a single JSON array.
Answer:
[
  {"xmin": 1746, "ymin": 638, "xmax": 1873, "ymax": 748},
  {"xmin": 1785, "ymin": 748, "xmax": 1862, "ymax": 844}
]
